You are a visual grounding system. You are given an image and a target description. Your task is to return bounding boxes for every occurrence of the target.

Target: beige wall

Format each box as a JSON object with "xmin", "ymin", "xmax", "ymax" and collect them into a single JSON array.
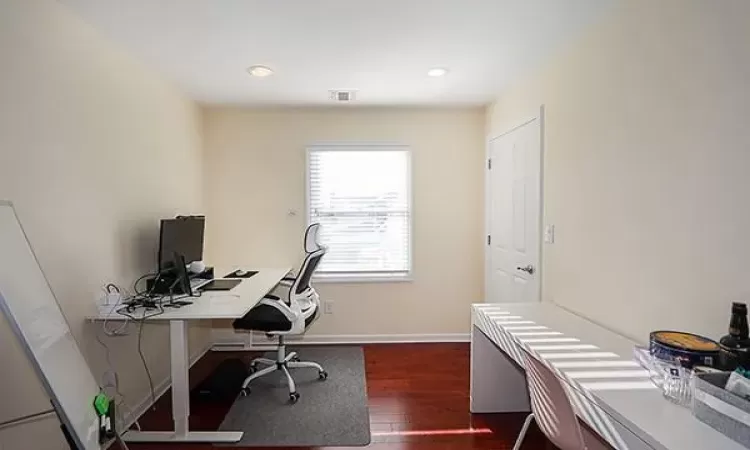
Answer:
[
  {"xmin": 487, "ymin": 0, "xmax": 750, "ymax": 342},
  {"xmin": 203, "ymin": 108, "xmax": 485, "ymax": 338},
  {"xmin": 0, "ymin": 0, "xmax": 207, "ymax": 446}
]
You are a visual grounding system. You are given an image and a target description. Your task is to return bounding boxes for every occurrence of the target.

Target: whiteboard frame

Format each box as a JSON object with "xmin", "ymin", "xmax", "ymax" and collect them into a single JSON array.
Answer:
[{"xmin": 0, "ymin": 200, "xmax": 94, "ymax": 450}]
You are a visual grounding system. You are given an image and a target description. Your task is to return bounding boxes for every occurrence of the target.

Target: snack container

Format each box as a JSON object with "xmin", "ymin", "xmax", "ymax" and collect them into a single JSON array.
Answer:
[{"xmin": 649, "ymin": 331, "xmax": 720, "ymax": 368}]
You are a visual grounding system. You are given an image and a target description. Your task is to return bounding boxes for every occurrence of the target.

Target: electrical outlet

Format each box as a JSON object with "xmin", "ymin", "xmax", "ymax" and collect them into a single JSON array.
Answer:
[{"xmin": 324, "ymin": 301, "xmax": 334, "ymax": 315}]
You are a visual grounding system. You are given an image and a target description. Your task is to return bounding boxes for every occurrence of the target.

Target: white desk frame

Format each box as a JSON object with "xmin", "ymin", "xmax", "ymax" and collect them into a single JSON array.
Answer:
[
  {"xmin": 91, "ymin": 267, "xmax": 290, "ymax": 444},
  {"xmin": 471, "ymin": 303, "xmax": 745, "ymax": 450}
]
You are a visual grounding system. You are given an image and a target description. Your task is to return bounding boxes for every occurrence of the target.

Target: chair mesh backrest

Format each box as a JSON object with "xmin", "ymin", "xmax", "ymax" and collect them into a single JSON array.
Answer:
[
  {"xmin": 292, "ymin": 248, "xmax": 325, "ymax": 297},
  {"xmin": 521, "ymin": 347, "xmax": 586, "ymax": 450}
]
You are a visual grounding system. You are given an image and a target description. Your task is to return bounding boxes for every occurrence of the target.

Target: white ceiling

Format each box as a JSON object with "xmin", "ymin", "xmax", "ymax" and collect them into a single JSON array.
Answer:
[{"xmin": 61, "ymin": 0, "xmax": 616, "ymax": 106}]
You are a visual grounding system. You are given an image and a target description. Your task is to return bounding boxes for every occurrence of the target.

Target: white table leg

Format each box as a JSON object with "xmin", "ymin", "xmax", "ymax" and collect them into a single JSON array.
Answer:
[
  {"xmin": 123, "ymin": 319, "xmax": 243, "ymax": 443},
  {"xmin": 171, "ymin": 319, "xmax": 190, "ymax": 436},
  {"xmin": 470, "ymin": 325, "xmax": 530, "ymax": 413}
]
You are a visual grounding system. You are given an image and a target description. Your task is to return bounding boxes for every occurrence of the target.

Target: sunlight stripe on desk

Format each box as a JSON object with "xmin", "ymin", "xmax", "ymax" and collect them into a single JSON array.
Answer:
[
  {"xmin": 492, "ymin": 320, "xmax": 535, "ymax": 325},
  {"xmin": 502, "ymin": 326, "xmax": 549, "ymax": 331},
  {"xmin": 564, "ymin": 369, "xmax": 651, "ymax": 380},
  {"xmin": 509, "ymin": 331, "xmax": 563, "ymax": 336},
  {"xmin": 519, "ymin": 337, "xmax": 581, "ymax": 343},
  {"xmin": 580, "ymin": 381, "xmax": 657, "ymax": 391},
  {"xmin": 552, "ymin": 360, "xmax": 641, "ymax": 369},
  {"xmin": 528, "ymin": 344, "xmax": 598, "ymax": 351},
  {"xmin": 538, "ymin": 352, "xmax": 620, "ymax": 360}
]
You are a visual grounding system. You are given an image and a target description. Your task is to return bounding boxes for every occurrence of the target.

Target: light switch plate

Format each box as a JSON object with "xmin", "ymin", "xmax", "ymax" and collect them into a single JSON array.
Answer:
[{"xmin": 544, "ymin": 225, "xmax": 555, "ymax": 244}]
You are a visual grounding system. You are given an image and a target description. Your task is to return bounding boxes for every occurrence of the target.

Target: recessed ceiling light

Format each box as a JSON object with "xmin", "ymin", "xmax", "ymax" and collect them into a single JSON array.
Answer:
[
  {"xmin": 427, "ymin": 67, "xmax": 449, "ymax": 77},
  {"xmin": 247, "ymin": 65, "xmax": 274, "ymax": 77}
]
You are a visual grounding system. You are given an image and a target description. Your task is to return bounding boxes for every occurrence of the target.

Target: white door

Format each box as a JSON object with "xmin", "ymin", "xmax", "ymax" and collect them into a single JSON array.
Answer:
[{"xmin": 486, "ymin": 117, "xmax": 541, "ymax": 303}]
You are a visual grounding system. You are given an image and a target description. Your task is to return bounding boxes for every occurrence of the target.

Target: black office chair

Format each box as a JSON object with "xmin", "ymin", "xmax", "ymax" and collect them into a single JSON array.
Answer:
[{"xmin": 232, "ymin": 224, "xmax": 327, "ymax": 403}]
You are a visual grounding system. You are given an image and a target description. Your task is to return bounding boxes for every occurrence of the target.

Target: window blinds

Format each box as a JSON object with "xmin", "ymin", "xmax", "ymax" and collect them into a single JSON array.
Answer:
[{"xmin": 307, "ymin": 146, "xmax": 411, "ymax": 277}]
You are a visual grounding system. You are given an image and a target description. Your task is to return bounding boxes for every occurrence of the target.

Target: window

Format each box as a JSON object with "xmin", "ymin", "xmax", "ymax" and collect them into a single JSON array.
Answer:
[{"xmin": 307, "ymin": 144, "xmax": 411, "ymax": 281}]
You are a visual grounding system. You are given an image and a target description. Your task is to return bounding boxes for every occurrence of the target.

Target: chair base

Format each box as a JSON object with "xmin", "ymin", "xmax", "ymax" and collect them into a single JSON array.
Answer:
[{"xmin": 240, "ymin": 337, "xmax": 327, "ymax": 403}]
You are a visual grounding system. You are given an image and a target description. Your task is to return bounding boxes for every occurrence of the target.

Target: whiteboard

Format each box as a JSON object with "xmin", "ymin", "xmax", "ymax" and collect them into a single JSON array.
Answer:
[{"xmin": 0, "ymin": 201, "xmax": 100, "ymax": 450}]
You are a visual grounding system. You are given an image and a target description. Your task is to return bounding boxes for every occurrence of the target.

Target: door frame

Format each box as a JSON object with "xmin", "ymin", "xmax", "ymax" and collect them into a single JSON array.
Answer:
[{"xmin": 484, "ymin": 105, "xmax": 545, "ymax": 302}]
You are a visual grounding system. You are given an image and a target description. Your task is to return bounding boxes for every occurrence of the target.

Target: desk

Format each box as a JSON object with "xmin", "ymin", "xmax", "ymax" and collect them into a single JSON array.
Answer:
[
  {"xmin": 91, "ymin": 267, "xmax": 290, "ymax": 444},
  {"xmin": 471, "ymin": 303, "xmax": 744, "ymax": 450}
]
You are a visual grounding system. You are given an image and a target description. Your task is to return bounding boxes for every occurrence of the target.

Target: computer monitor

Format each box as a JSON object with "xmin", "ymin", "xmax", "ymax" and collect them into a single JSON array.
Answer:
[{"xmin": 158, "ymin": 216, "xmax": 205, "ymax": 270}]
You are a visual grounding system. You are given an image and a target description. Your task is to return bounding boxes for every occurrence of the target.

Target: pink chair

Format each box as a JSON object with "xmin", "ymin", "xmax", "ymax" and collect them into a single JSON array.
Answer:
[{"xmin": 513, "ymin": 346, "xmax": 588, "ymax": 450}]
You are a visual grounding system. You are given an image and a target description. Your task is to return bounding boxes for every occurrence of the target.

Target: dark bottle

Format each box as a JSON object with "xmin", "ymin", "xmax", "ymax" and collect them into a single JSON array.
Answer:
[{"xmin": 719, "ymin": 302, "xmax": 750, "ymax": 370}]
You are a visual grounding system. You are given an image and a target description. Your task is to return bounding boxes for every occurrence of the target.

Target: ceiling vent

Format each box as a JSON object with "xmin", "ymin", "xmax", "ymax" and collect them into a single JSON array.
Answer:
[{"xmin": 329, "ymin": 90, "xmax": 357, "ymax": 102}]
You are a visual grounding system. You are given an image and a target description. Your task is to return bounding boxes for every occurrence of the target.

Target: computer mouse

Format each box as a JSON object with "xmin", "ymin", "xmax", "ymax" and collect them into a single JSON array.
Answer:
[{"xmin": 235, "ymin": 269, "xmax": 248, "ymax": 277}]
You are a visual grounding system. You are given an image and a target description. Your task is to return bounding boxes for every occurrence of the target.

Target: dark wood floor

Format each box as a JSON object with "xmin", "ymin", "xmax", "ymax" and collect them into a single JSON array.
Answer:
[{"xmin": 123, "ymin": 343, "xmax": 554, "ymax": 449}]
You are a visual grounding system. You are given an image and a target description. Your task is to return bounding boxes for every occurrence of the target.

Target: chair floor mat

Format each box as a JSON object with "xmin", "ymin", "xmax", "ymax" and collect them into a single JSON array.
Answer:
[{"xmin": 217, "ymin": 345, "xmax": 371, "ymax": 447}]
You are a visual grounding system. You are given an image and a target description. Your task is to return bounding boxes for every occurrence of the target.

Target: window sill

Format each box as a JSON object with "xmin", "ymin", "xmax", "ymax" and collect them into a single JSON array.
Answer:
[{"xmin": 313, "ymin": 274, "xmax": 413, "ymax": 284}]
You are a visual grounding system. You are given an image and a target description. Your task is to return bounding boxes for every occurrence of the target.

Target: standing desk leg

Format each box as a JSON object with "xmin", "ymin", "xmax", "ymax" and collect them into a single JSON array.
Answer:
[
  {"xmin": 171, "ymin": 319, "xmax": 190, "ymax": 437},
  {"xmin": 122, "ymin": 320, "xmax": 243, "ymax": 443}
]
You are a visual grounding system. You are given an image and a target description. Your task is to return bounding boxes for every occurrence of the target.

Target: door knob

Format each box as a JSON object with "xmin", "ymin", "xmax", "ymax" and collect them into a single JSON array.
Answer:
[{"xmin": 516, "ymin": 264, "xmax": 535, "ymax": 275}]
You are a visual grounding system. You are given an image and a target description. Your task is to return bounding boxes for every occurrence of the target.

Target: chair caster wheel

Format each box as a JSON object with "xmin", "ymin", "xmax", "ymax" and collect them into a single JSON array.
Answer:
[
  {"xmin": 240, "ymin": 387, "xmax": 251, "ymax": 397},
  {"xmin": 318, "ymin": 370, "xmax": 328, "ymax": 380},
  {"xmin": 289, "ymin": 392, "xmax": 300, "ymax": 403}
]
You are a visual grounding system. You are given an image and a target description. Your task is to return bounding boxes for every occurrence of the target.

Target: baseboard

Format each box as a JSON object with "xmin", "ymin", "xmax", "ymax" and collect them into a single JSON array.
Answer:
[
  {"xmin": 212, "ymin": 333, "xmax": 470, "ymax": 351},
  {"xmin": 121, "ymin": 342, "xmax": 213, "ymax": 431}
]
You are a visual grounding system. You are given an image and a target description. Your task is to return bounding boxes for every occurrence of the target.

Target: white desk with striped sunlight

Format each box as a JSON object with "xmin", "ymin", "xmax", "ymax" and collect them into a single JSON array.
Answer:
[{"xmin": 470, "ymin": 303, "xmax": 744, "ymax": 450}]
